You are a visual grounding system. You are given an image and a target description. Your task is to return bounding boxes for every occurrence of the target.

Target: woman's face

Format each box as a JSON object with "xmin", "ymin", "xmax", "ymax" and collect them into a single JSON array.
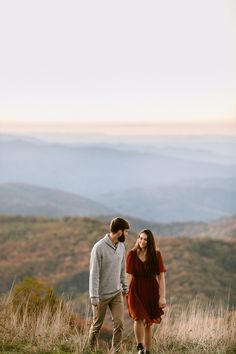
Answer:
[{"xmin": 138, "ymin": 232, "xmax": 148, "ymax": 249}]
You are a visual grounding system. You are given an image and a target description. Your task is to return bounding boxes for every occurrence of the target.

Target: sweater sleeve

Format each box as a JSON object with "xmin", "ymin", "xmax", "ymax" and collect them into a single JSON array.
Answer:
[
  {"xmin": 89, "ymin": 244, "xmax": 101, "ymax": 304},
  {"xmin": 120, "ymin": 246, "xmax": 128, "ymax": 294}
]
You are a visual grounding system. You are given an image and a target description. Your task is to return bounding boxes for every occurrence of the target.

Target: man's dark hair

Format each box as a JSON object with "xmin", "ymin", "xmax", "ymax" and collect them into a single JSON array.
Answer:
[{"xmin": 110, "ymin": 217, "xmax": 130, "ymax": 233}]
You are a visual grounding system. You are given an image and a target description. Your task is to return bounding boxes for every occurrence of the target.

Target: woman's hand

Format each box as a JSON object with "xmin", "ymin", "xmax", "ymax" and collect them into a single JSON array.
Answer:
[{"xmin": 159, "ymin": 297, "xmax": 166, "ymax": 309}]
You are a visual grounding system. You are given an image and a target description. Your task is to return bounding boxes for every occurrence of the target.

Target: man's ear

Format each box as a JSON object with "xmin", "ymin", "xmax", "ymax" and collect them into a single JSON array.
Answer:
[{"xmin": 118, "ymin": 230, "xmax": 122, "ymax": 236}]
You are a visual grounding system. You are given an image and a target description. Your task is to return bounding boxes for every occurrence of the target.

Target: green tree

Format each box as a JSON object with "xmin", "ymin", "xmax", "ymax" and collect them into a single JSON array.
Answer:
[{"xmin": 11, "ymin": 277, "xmax": 64, "ymax": 316}]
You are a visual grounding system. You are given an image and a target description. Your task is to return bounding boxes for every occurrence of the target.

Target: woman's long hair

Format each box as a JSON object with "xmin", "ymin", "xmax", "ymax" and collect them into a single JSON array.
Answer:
[{"xmin": 133, "ymin": 229, "xmax": 158, "ymax": 275}]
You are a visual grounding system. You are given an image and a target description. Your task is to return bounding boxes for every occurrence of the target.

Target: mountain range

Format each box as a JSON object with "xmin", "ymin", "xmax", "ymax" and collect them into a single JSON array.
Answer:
[
  {"xmin": 96, "ymin": 178, "xmax": 236, "ymax": 222},
  {"xmin": 0, "ymin": 135, "xmax": 235, "ymax": 222},
  {"xmin": 0, "ymin": 183, "xmax": 113, "ymax": 217},
  {"xmin": 0, "ymin": 180, "xmax": 235, "ymax": 223}
]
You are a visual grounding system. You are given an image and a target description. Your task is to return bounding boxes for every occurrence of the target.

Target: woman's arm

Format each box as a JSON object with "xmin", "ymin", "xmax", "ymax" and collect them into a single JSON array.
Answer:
[{"xmin": 158, "ymin": 272, "xmax": 166, "ymax": 308}]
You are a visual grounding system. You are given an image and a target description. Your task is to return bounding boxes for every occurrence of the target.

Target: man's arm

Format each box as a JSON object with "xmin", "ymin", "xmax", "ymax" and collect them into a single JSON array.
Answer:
[
  {"xmin": 89, "ymin": 245, "xmax": 101, "ymax": 305},
  {"xmin": 120, "ymin": 250, "xmax": 128, "ymax": 294},
  {"xmin": 126, "ymin": 273, "xmax": 132, "ymax": 287}
]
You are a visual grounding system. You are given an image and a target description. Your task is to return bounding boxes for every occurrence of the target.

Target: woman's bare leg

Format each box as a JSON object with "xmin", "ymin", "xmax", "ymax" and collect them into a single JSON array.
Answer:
[
  {"xmin": 144, "ymin": 324, "xmax": 152, "ymax": 351},
  {"xmin": 134, "ymin": 320, "xmax": 145, "ymax": 346}
]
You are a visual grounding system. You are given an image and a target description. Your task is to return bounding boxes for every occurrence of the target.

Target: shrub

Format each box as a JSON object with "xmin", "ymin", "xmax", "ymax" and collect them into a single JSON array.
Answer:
[{"xmin": 11, "ymin": 277, "xmax": 64, "ymax": 316}]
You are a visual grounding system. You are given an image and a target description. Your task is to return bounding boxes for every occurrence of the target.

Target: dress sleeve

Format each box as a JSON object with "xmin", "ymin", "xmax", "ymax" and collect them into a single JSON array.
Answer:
[
  {"xmin": 156, "ymin": 251, "xmax": 167, "ymax": 274},
  {"xmin": 126, "ymin": 250, "xmax": 135, "ymax": 275}
]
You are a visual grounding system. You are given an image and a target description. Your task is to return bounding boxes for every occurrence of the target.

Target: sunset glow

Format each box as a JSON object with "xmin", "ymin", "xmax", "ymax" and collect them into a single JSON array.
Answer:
[{"xmin": 1, "ymin": 120, "xmax": 236, "ymax": 136}]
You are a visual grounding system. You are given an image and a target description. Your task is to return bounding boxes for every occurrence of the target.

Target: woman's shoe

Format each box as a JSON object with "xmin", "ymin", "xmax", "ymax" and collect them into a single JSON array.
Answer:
[{"xmin": 137, "ymin": 343, "xmax": 145, "ymax": 354}]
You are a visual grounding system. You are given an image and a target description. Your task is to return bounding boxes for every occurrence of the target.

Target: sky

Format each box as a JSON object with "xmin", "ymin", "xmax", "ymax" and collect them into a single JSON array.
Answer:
[{"xmin": 0, "ymin": 0, "xmax": 236, "ymax": 135}]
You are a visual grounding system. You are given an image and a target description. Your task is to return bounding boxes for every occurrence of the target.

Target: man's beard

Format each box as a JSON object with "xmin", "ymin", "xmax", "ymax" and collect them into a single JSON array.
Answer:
[{"xmin": 118, "ymin": 232, "xmax": 125, "ymax": 243}]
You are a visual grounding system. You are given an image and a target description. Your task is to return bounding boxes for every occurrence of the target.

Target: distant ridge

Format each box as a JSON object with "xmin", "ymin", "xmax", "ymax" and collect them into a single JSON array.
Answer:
[
  {"xmin": 1, "ymin": 137, "xmax": 236, "ymax": 222},
  {"xmin": 103, "ymin": 214, "xmax": 236, "ymax": 240},
  {"xmin": 97, "ymin": 178, "xmax": 236, "ymax": 222},
  {"xmin": 1, "ymin": 139, "xmax": 235, "ymax": 199},
  {"xmin": 0, "ymin": 183, "xmax": 114, "ymax": 217}
]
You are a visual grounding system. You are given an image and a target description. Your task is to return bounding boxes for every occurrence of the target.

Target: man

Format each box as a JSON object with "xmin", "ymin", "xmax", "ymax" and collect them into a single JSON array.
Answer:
[{"xmin": 89, "ymin": 217, "xmax": 130, "ymax": 352}]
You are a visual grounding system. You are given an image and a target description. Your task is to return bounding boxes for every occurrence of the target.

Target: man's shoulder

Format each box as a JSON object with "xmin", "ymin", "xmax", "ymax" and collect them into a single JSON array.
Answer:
[
  {"xmin": 118, "ymin": 242, "xmax": 125, "ymax": 251},
  {"xmin": 92, "ymin": 236, "xmax": 106, "ymax": 251}
]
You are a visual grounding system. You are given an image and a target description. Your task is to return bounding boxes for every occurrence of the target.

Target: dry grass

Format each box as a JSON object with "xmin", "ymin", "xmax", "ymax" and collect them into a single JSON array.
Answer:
[
  {"xmin": 0, "ymin": 292, "xmax": 235, "ymax": 354},
  {"xmin": 151, "ymin": 298, "xmax": 236, "ymax": 354},
  {"xmin": 0, "ymin": 290, "xmax": 83, "ymax": 353}
]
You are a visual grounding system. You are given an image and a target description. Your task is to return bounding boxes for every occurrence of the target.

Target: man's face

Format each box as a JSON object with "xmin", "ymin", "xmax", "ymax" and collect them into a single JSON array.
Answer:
[{"xmin": 118, "ymin": 229, "xmax": 129, "ymax": 243}]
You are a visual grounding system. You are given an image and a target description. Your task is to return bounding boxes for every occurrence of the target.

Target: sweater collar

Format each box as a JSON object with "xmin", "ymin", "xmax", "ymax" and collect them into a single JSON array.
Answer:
[{"xmin": 104, "ymin": 234, "xmax": 118, "ymax": 249}]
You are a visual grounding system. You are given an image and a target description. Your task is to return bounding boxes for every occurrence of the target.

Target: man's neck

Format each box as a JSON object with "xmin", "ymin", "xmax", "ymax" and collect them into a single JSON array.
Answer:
[{"xmin": 109, "ymin": 232, "xmax": 119, "ymax": 245}]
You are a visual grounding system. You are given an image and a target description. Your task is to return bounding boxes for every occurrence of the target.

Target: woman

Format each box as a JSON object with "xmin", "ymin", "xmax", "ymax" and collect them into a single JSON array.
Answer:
[{"xmin": 126, "ymin": 229, "xmax": 167, "ymax": 354}]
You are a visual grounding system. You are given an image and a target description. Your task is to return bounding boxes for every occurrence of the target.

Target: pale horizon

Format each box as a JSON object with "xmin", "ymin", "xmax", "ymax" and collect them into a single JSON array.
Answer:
[{"xmin": 1, "ymin": 120, "xmax": 236, "ymax": 136}]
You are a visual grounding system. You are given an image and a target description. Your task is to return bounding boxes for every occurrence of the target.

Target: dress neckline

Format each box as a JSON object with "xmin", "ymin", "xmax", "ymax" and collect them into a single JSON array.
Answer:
[{"xmin": 136, "ymin": 251, "xmax": 146, "ymax": 263}]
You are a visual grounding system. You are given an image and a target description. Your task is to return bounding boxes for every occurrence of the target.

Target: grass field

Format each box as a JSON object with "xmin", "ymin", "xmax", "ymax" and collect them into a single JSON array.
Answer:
[{"xmin": 0, "ymin": 289, "xmax": 235, "ymax": 354}]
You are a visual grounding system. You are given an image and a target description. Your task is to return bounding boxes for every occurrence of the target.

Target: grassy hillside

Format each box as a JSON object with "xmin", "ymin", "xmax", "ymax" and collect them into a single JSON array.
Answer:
[
  {"xmin": 0, "ymin": 288, "xmax": 235, "ymax": 354},
  {"xmin": 0, "ymin": 215, "xmax": 235, "ymax": 308},
  {"xmin": 163, "ymin": 236, "xmax": 236, "ymax": 306}
]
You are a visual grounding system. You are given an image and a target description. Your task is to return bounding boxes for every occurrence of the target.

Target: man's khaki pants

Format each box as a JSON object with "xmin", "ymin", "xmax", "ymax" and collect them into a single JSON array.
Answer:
[{"xmin": 89, "ymin": 292, "xmax": 124, "ymax": 352}]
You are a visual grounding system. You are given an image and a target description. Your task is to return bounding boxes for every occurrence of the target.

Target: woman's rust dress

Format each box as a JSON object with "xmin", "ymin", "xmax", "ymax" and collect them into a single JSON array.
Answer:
[{"xmin": 126, "ymin": 250, "xmax": 167, "ymax": 325}]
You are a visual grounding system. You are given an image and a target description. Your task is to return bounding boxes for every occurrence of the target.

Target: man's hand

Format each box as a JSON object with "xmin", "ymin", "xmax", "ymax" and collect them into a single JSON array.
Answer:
[{"xmin": 91, "ymin": 301, "xmax": 99, "ymax": 309}]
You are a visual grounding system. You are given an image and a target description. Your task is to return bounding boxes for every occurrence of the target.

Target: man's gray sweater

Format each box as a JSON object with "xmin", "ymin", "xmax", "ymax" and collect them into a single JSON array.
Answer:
[{"xmin": 89, "ymin": 234, "xmax": 128, "ymax": 304}]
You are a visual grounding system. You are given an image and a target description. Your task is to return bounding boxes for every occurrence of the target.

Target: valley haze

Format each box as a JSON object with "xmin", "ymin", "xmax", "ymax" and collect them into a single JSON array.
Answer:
[{"xmin": 0, "ymin": 133, "xmax": 235, "ymax": 223}]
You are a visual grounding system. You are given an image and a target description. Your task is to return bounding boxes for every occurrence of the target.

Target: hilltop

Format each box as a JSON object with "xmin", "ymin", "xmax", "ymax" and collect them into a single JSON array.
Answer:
[{"xmin": 0, "ymin": 215, "xmax": 235, "ymax": 307}]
